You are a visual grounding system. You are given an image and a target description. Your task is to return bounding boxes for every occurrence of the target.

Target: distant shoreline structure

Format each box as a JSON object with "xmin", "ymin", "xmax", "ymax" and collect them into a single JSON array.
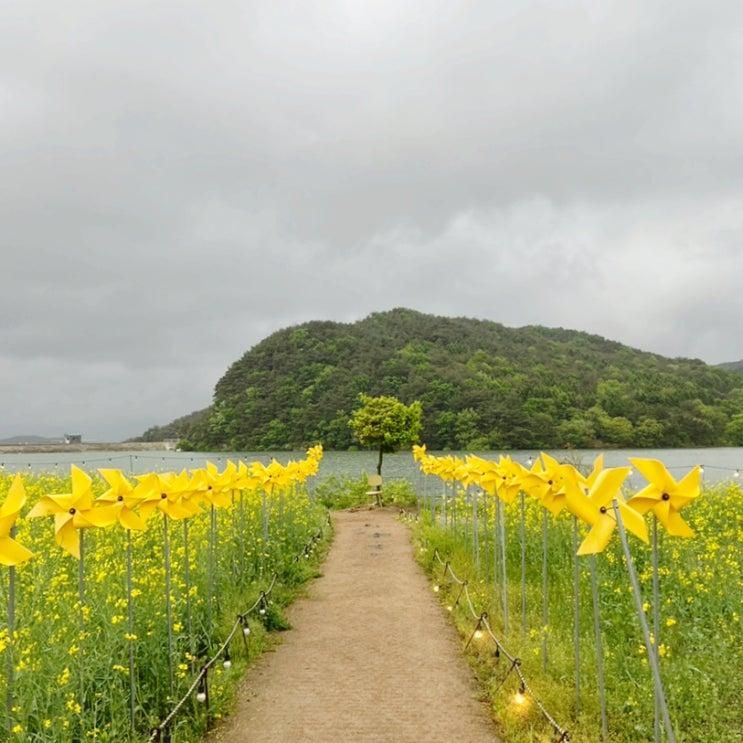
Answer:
[{"xmin": 0, "ymin": 441, "xmax": 174, "ymax": 454}]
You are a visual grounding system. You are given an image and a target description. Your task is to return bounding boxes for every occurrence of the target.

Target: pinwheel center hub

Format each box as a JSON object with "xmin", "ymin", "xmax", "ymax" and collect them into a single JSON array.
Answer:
[
  {"xmin": 161, "ymin": 493, "xmax": 167, "ymax": 499},
  {"xmin": 599, "ymin": 506, "xmax": 607, "ymax": 514},
  {"xmin": 662, "ymin": 493, "xmax": 670, "ymax": 501},
  {"xmin": 548, "ymin": 480, "xmax": 553, "ymax": 485},
  {"xmin": 69, "ymin": 508, "xmax": 76, "ymax": 514},
  {"xmin": 117, "ymin": 495, "xmax": 124, "ymax": 501}
]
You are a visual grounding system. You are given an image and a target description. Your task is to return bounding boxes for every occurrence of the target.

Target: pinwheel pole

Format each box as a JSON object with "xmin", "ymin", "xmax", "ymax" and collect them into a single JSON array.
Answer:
[
  {"xmin": 589, "ymin": 555, "xmax": 608, "ymax": 743},
  {"xmin": 651, "ymin": 516, "xmax": 661, "ymax": 743},
  {"xmin": 541, "ymin": 508, "xmax": 549, "ymax": 671},
  {"xmin": 163, "ymin": 514, "xmax": 175, "ymax": 697},
  {"xmin": 5, "ymin": 544, "xmax": 16, "ymax": 736},
  {"xmin": 498, "ymin": 495, "xmax": 509, "ymax": 633},
  {"xmin": 239, "ymin": 490, "xmax": 246, "ymax": 582},
  {"xmin": 471, "ymin": 487, "xmax": 479, "ymax": 572},
  {"xmin": 75, "ymin": 529, "xmax": 88, "ymax": 739},
  {"xmin": 572, "ymin": 515, "xmax": 581, "ymax": 716},
  {"xmin": 519, "ymin": 491, "xmax": 527, "ymax": 632},
  {"xmin": 126, "ymin": 528, "xmax": 136, "ymax": 732},
  {"xmin": 208, "ymin": 504, "xmax": 218, "ymax": 636},
  {"xmin": 612, "ymin": 500, "xmax": 676, "ymax": 743},
  {"xmin": 183, "ymin": 519, "xmax": 194, "ymax": 657}
]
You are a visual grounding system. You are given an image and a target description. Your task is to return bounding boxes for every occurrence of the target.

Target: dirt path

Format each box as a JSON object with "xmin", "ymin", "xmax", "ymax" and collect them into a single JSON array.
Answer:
[{"xmin": 209, "ymin": 510, "xmax": 499, "ymax": 742}]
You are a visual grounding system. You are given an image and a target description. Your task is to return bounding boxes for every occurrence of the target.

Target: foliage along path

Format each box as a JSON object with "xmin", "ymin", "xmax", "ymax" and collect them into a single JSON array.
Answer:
[{"xmin": 208, "ymin": 509, "xmax": 499, "ymax": 742}]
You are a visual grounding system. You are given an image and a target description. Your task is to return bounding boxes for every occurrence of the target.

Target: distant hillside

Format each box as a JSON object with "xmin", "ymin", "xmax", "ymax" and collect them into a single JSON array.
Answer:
[
  {"xmin": 145, "ymin": 308, "xmax": 743, "ymax": 450},
  {"xmin": 0, "ymin": 435, "xmax": 63, "ymax": 445},
  {"xmin": 133, "ymin": 409, "xmax": 209, "ymax": 443},
  {"xmin": 717, "ymin": 359, "xmax": 743, "ymax": 373}
]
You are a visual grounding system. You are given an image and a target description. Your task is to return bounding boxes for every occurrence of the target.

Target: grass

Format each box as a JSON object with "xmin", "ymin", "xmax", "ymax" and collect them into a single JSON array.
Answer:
[{"xmin": 412, "ymin": 481, "xmax": 742, "ymax": 743}]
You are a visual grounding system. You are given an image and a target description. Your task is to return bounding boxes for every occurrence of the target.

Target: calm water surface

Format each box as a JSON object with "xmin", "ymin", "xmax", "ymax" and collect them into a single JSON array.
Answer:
[{"xmin": 2, "ymin": 448, "xmax": 742, "ymax": 486}]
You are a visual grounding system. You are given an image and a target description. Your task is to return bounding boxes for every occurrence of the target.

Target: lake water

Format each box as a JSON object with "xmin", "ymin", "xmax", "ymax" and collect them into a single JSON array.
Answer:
[{"xmin": 1, "ymin": 447, "xmax": 742, "ymax": 487}]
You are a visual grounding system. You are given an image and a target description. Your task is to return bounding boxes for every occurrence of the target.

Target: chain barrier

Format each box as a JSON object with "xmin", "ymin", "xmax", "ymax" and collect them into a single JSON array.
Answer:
[
  {"xmin": 147, "ymin": 526, "xmax": 327, "ymax": 742},
  {"xmin": 431, "ymin": 547, "xmax": 570, "ymax": 742}
]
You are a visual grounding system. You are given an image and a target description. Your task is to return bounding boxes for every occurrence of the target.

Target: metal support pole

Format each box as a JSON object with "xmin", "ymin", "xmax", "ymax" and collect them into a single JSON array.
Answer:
[
  {"xmin": 590, "ymin": 556, "xmax": 608, "ymax": 743},
  {"xmin": 499, "ymin": 497, "xmax": 509, "ymax": 633},
  {"xmin": 573, "ymin": 516, "xmax": 581, "ymax": 716},
  {"xmin": 613, "ymin": 501, "xmax": 676, "ymax": 743},
  {"xmin": 652, "ymin": 516, "xmax": 661, "ymax": 743},
  {"xmin": 520, "ymin": 492, "xmax": 526, "ymax": 633},
  {"xmin": 541, "ymin": 509, "xmax": 549, "ymax": 671}
]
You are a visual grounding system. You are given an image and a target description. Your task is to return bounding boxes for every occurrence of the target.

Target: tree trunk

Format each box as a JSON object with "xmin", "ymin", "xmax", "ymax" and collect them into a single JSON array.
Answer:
[{"xmin": 377, "ymin": 447, "xmax": 384, "ymax": 476}]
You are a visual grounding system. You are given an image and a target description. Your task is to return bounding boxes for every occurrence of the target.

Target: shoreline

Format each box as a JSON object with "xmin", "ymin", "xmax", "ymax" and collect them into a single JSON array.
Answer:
[{"xmin": 0, "ymin": 442, "xmax": 172, "ymax": 454}]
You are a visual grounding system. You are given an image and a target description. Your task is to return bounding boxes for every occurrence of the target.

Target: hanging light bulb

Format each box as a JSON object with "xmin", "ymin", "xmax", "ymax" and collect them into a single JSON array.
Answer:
[
  {"xmin": 734, "ymin": 469, "xmax": 740, "ymax": 479},
  {"xmin": 433, "ymin": 584, "xmax": 440, "ymax": 593},
  {"xmin": 196, "ymin": 675, "xmax": 207, "ymax": 703},
  {"xmin": 474, "ymin": 629, "xmax": 483, "ymax": 640},
  {"xmin": 223, "ymin": 650, "xmax": 232, "ymax": 670},
  {"xmin": 242, "ymin": 623, "xmax": 251, "ymax": 637},
  {"xmin": 513, "ymin": 682, "xmax": 526, "ymax": 706}
]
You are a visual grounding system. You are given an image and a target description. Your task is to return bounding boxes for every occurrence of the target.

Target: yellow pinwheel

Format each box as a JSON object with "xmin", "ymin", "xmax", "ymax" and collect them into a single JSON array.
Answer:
[
  {"xmin": 520, "ymin": 453, "xmax": 572, "ymax": 515},
  {"xmin": 412, "ymin": 444, "xmax": 427, "ymax": 463},
  {"xmin": 97, "ymin": 469, "xmax": 146, "ymax": 531},
  {"xmin": 27, "ymin": 465, "xmax": 119, "ymax": 558},
  {"xmin": 135, "ymin": 472, "xmax": 191, "ymax": 521},
  {"xmin": 570, "ymin": 466, "xmax": 649, "ymax": 555},
  {"xmin": 251, "ymin": 459, "xmax": 291, "ymax": 496},
  {"xmin": 0, "ymin": 475, "xmax": 34, "ymax": 566},
  {"xmin": 628, "ymin": 459, "xmax": 701, "ymax": 537}
]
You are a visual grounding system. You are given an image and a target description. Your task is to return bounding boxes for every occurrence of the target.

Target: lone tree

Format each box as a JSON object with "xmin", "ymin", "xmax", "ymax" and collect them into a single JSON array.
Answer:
[{"xmin": 349, "ymin": 394, "xmax": 423, "ymax": 476}]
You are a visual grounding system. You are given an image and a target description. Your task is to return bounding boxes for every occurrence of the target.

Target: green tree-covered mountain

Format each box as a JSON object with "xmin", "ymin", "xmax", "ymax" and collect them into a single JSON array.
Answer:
[{"xmin": 141, "ymin": 309, "xmax": 743, "ymax": 450}]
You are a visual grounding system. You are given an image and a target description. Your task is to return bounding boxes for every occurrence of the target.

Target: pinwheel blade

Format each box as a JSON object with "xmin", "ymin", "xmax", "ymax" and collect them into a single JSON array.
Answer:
[
  {"xmin": 665, "ymin": 509, "xmax": 695, "ymax": 538},
  {"xmin": 0, "ymin": 536, "xmax": 34, "ymax": 566},
  {"xmin": 618, "ymin": 502, "xmax": 649, "ymax": 543},
  {"xmin": 577, "ymin": 515, "xmax": 616, "ymax": 555}
]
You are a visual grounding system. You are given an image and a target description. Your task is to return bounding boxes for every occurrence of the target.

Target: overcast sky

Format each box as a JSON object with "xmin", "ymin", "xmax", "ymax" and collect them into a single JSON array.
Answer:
[{"xmin": 2, "ymin": 1, "xmax": 743, "ymax": 440}]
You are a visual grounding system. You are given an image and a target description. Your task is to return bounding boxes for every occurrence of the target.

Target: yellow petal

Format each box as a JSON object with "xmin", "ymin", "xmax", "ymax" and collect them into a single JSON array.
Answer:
[
  {"xmin": 57, "ymin": 521, "xmax": 81, "ymax": 558},
  {"xmin": 120, "ymin": 508, "xmax": 145, "ymax": 531},
  {"xmin": 629, "ymin": 458, "xmax": 675, "ymax": 492},
  {"xmin": 0, "ymin": 536, "xmax": 34, "ymax": 566},
  {"xmin": 577, "ymin": 515, "xmax": 616, "ymax": 555},
  {"xmin": 70, "ymin": 465, "xmax": 93, "ymax": 502},
  {"xmin": 618, "ymin": 502, "xmax": 649, "ymax": 544},
  {"xmin": 27, "ymin": 497, "xmax": 62, "ymax": 518},
  {"xmin": 564, "ymin": 487, "xmax": 599, "ymax": 526},
  {"xmin": 0, "ymin": 475, "xmax": 26, "ymax": 518},
  {"xmin": 590, "ymin": 467, "xmax": 631, "ymax": 507},
  {"xmin": 673, "ymin": 467, "xmax": 701, "ymax": 506},
  {"xmin": 83, "ymin": 504, "xmax": 120, "ymax": 528},
  {"xmin": 665, "ymin": 509, "xmax": 695, "ymax": 538}
]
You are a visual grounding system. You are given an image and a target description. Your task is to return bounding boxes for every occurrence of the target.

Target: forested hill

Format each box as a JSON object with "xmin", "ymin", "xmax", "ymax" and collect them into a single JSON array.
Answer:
[{"xmin": 138, "ymin": 309, "xmax": 743, "ymax": 450}]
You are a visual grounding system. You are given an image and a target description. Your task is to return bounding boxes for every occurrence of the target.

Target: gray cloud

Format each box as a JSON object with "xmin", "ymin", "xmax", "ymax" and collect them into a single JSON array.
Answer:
[{"xmin": 2, "ymin": 0, "xmax": 743, "ymax": 439}]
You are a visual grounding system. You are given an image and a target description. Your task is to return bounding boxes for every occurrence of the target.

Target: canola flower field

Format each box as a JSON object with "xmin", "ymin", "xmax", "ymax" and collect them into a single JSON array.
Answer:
[
  {"xmin": 412, "ymin": 448, "xmax": 742, "ymax": 743},
  {"xmin": 0, "ymin": 446, "xmax": 327, "ymax": 742}
]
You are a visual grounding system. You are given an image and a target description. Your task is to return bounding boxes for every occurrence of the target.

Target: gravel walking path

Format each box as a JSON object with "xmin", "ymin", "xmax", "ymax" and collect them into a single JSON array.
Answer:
[{"xmin": 208, "ymin": 509, "xmax": 499, "ymax": 742}]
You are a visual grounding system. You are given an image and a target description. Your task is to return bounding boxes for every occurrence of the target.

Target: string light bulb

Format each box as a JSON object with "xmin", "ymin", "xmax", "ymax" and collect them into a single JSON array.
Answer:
[
  {"xmin": 513, "ymin": 682, "xmax": 526, "ymax": 706},
  {"xmin": 223, "ymin": 650, "xmax": 232, "ymax": 670},
  {"xmin": 196, "ymin": 690, "xmax": 207, "ymax": 703},
  {"xmin": 433, "ymin": 584, "xmax": 440, "ymax": 593},
  {"xmin": 735, "ymin": 469, "xmax": 740, "ymax": 479},
  {"xmin": 474, "ymin": 629, "xmax": 483, "ymax": 640}
]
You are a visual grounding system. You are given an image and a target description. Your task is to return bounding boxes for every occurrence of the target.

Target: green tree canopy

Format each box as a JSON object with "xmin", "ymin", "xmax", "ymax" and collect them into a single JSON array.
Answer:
[{"xmin": 348, "ymin": 394, "xmax": 423, "ymax": 475}]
